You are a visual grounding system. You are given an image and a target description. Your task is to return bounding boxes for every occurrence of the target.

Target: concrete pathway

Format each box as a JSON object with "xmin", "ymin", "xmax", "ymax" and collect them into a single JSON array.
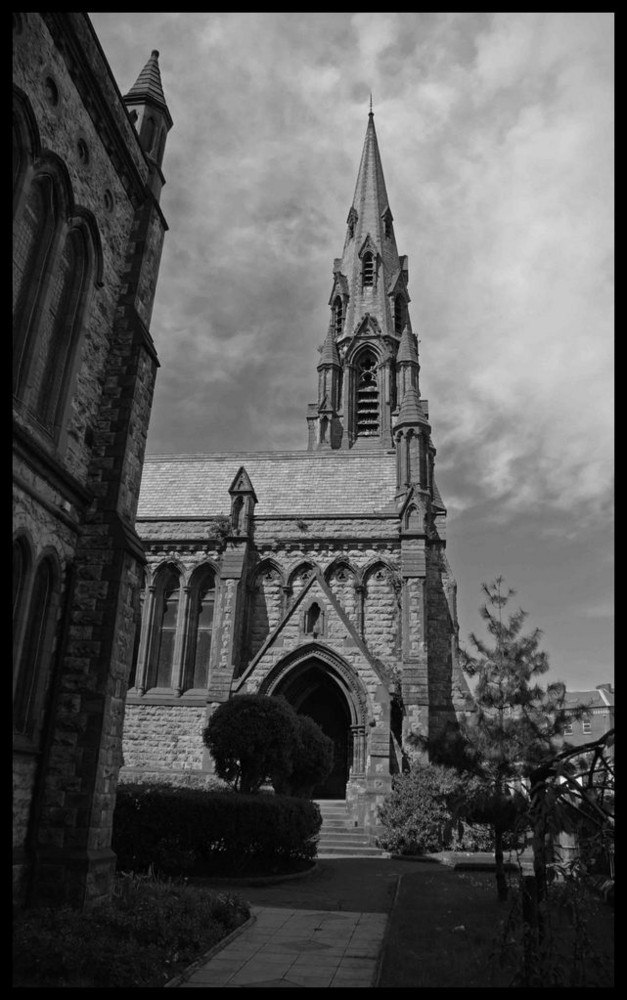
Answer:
[{"xmin": 172, "ymin": 906, "xmax": 388, "ymax": 988}]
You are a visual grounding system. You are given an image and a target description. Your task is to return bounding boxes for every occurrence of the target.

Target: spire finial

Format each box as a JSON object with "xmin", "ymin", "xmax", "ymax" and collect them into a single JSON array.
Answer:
[{"xmin": 369, "ymin": 92, "xmax": 373, "ymax": 117}]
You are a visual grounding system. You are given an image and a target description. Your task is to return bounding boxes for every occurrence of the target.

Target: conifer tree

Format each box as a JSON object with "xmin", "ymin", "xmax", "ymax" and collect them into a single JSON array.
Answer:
[{"xmin": 428, "ymin": 577, "xmax": 576, "ymax": 900}]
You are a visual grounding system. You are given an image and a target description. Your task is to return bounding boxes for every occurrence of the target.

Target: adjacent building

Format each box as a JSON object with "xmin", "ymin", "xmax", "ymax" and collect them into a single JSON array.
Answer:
[{"xmin": 13, "ymin": 12, "xmax": 171, "ymax": 907}]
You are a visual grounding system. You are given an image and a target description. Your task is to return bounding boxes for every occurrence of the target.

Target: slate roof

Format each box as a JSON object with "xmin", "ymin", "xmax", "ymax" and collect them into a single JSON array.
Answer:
[{"xmin": 137, "ymin": 450, "xmax": 399, "ymax": 519}]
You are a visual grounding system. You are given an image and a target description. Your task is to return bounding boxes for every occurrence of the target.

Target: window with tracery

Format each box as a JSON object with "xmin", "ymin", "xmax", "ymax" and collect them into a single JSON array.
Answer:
[{"xmin": 356, "ymin": 350, "xmax": 379, "ymax": 437}]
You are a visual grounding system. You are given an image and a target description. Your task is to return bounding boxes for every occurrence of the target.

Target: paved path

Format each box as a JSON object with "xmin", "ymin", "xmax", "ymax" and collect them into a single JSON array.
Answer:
[
  {"xmin": 168, "ymin": 858, "xmax": 407, "ymax": 988},
  {"xmin": 175, "ymin": 906, "xmax": 388, "ymax": 988}
]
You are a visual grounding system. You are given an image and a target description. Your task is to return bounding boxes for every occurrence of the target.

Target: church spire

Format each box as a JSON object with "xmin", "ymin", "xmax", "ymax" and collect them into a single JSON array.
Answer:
[{"xmin": 307, "ymin": 109, "xmax": 421, "ymax": 451}]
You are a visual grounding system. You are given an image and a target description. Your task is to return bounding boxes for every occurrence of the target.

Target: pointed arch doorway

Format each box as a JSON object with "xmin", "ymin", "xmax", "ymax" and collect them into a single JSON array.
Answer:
[{"xmin": 266, "ymin": 654, "xmax": 360, "ymax": 799}]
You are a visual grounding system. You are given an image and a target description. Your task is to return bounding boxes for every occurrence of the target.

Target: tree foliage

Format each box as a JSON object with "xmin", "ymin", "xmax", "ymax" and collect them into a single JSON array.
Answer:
[
  {"xmin": 377, "ymin": 763, "xmax": 477, "ymax": 855},
  {"xmin": 202, "ymin": 694, "xmax": 333, "ymax": 798},
  {"xmin": 274, "ymin": 713, "xmax": 334, "ymax": 798},
  {"xmin": 421, "ymin": 577, "xmax": 585, "ymax": 900},
  {"xmin": 202, "ymin": 694, "xmax": 297, "ymax": 794}
]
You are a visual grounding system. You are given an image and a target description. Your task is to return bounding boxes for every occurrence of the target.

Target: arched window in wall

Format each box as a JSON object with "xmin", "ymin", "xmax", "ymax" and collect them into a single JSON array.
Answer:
[
  {"xmin": 362, "ymin": 251, "xmax": 374, "ymax": 288},
  {"xmin": 333, "ymin": 296, "xmax": 343, "ymax": 337},
  {"xmin": 13, "ymin": 175, "xmax": 57, "ymax": 389},
  {"xmin": 36, "ymin": 225, "xmax": 88, "ymax": 430},
  {"xmin": 13, "ymin": 537, "xmax": 28, "ymax": 624},
  {"xmin": 186, "ymin": 570, "xmax": 215, "ymax": 691},
  {"xmin": 148, "ymin": 567, "xmax": 180, "ymax": 690},
  {"xmin": 305, "ymin": 602, "xmax": 322, "ymax": 635},
  {"xmin": 13, "ymin": 557, "xmax": 56, "ymax": 739},
  {"xmin": 394, "ymin": 295, "xmax": 405, "ymax": 335},
  {"xmin": 355, "ymin": 349, "xmax": 379, "ymax": 437}
]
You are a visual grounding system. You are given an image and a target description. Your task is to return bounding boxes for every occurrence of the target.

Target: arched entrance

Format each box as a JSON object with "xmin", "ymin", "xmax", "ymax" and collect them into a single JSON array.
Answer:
[{"xmin": 262, "ymin": 649, "xmax": 366, "ymax": 800}]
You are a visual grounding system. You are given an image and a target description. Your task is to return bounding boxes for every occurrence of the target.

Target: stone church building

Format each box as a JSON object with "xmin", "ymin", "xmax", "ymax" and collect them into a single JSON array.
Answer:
[
  {"xmin": 13, "ymin": 13, "xmax": 172, "ymax": 906},
  {"xmin": 123, "ymin": 104, "xmax": 471, "ymax": 835}
]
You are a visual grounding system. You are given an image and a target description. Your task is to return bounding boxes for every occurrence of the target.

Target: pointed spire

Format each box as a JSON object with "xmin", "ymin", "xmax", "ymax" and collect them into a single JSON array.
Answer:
[
  {"xmin": 395, "ymin": 387, "xmax": 429, "ymax": 428},
  {"xmin": 319, "ymin": 325, "xmax": 340, "ymax": 367},
  {"xmin": 126, "ymin": 50, "xmax": 167, "ymax": 110},
  {"xmin": 351, "ymin": 107, "xmax": 390, "ymax": 227},
  {"xmin": 396, "ymin": 326, "xmax": 419, "ymax": 364}
]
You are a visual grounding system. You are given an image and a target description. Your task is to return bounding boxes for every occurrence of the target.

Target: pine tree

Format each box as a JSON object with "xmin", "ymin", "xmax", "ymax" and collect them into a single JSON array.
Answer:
[{"xmin": 430, "ymin": 577, "xmax": 576, "ymax": 900}]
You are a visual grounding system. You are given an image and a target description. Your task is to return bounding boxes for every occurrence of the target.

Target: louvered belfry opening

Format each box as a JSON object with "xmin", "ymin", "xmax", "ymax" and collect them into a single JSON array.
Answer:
[{"xmin": 356, "ymin": 349, "xmax": 379, "ymax": 437}]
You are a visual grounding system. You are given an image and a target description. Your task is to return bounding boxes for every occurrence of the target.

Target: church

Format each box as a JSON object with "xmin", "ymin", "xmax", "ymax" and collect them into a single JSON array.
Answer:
[{"xmin": 123, "ymin": 104, "xmax": 471, "ymax": 835}]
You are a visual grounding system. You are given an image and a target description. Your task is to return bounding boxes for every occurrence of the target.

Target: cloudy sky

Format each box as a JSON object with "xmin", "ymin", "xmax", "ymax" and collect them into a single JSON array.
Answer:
[{"xmin": 89, "ymin": 12, "xmax": 613, "ymax": 693}]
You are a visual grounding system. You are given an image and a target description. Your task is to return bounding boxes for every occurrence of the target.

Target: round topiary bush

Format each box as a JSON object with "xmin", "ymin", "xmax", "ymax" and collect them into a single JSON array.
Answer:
[
  {"xmin": 202, "ymin": 694, "xmax": 298, "ymax": 794},
  {"xmin": 274, "ymin": 714, "xmax": 334, "ymax": 798}
]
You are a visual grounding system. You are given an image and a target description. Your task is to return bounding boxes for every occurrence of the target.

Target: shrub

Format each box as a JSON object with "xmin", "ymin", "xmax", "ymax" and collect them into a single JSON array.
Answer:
[
  {"xmin": 202, "ymin": 694, "xmax": 298, "ymax": 793},
  {"xmin": 377, "ymin": 763, "xmax": 468, "ymax": 855},
  {"xmin": 274, "ymin": 714, "xmax": 334, "ymax": 798},
  {"xmin": 12, "ymin": 873, "xmax": 249, "ymax": 988},
  {"xmin": 113, "ymin": 783, "xmax": 321, "ymax": 877}
]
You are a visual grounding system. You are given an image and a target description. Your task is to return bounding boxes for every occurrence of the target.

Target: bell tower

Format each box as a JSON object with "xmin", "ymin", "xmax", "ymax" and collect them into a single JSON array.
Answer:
[{"xmin": 307, "ymin": 104, "xmax": 420, "ymax": 451}]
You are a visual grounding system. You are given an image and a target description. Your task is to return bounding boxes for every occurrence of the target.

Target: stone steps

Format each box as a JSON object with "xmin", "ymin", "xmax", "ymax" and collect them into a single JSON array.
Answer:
[{"xmin": 314, "ymin": 799, "xmax": 387, "ymax": 858}]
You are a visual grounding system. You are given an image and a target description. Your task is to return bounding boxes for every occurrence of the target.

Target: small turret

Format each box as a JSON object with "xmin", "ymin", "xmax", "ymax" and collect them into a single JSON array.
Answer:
[{"xmin": 123, "ymin": 50, "xmax": 173, "ymax": 201}]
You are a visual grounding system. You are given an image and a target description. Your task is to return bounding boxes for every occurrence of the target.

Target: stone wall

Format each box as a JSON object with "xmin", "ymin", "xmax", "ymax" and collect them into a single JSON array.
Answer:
[{"xmin": 123, "ymin": 704, "xmax": 208, "ymax": 771}]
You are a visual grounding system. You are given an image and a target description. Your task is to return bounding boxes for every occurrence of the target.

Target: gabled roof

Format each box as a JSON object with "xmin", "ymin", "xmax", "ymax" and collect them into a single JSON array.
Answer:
[
  {"xmin": 235, "ymin": 568, "xmax": 390, "ymax": 689},
  {"xmin": 137, "ymin": 450, "xmax": 398, "ymax": 519}
]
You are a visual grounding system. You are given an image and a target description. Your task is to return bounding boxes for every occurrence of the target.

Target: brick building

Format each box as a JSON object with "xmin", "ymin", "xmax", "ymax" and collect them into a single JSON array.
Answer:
[
  {"xmin": 13, "ymin": 13, "xmax": 171, "ymax": 907},
  {"xmin": 563, "ymin": 683, "xmax": 614, "ymax": 747},
  {"xmin": 123, "ymin": 107, "xmax": 472, "ymax": 836}
]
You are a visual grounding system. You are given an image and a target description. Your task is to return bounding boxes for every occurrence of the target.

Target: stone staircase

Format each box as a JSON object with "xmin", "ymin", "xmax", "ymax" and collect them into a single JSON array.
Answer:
[{"xmin": 314, "ymin": 799, "xmax": 387, "ymax": 858}]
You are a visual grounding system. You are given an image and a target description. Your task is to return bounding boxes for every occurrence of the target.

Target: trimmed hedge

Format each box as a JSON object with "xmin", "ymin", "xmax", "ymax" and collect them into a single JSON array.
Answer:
[{"xmin": 113, "ymin": 783, "xmax": 322, "ymax": 877}]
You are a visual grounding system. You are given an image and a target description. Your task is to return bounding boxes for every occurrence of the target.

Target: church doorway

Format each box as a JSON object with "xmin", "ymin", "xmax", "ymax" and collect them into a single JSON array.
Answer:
[{"xmin": 272, "ymin": 660, "xmax": 353, "ymax": 799}]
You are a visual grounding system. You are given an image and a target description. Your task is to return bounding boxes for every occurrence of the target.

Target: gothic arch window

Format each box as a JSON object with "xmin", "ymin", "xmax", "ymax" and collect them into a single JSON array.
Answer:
[
  {"xmin": 13, "ymin": 154, "xmax": 98, "ymax": 441},
  {"xmin": 355, "ymin": 348, "xmax": 380, "ymax": 437},
  {"xmin": 13, "ymin": 173, "xmax": 58, "ymax": 389},
  {"xmin": 147, "ymin": 566, "xmax": 181, "ymax": 690},
  {"xmin": 13, "ymin": 554, "xmax": 59, "ymax": 741},
  {"xmin": 333, "ymin": 296, "xmax": 343, "ymax": 337},
  {"xmin": 362, "ymin": 251, "xmax": 374, "ymax": 288},
  {"xmin": 185, "ymin": 568, "xmax": 215, "ymax": 691},
  {"xmin": 394, "ymin": 295, "xmax": 405, "ymax": 335},
  {"xmin": 35, "ymin": 224, "xmax": 90, "ymax": 431}
]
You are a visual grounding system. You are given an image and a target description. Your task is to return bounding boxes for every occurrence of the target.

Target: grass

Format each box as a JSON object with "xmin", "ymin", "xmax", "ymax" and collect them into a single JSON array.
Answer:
[
  {"xmin": 377, "ymin": 864, "xmax": 614, "ymax": 988},
  {"xmin": 12, "ymin": 871, "xmax": 251, "ymax": 988}
]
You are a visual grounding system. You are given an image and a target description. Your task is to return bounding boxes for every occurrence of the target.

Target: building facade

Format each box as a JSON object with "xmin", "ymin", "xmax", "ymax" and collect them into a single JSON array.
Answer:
[
  {"xmin": 13, "ymin": 12, "xmax": 171, "ymax": 907},
  {"xmin": 563, "ymin": 683, "xmax": 614, "ymax": 747},
  {"xmin": 123, "ymin": 108, "xmax": 472, "ymax": 835}
]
